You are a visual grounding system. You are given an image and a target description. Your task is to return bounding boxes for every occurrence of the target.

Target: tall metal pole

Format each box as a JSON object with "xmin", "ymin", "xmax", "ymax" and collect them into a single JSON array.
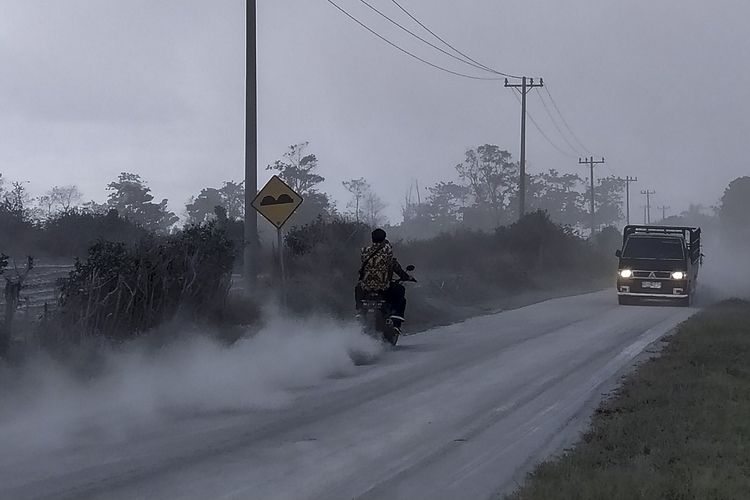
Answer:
[
  {"xmin": 641, "ymin": 189, "xmax": 655, "ymax": 224},
  {"xmin": 244, "ymin": 0, "xmax": 258, "ymax": 294},
  {"xmin": 589, "ymin": 161, "xmax": 595, "ymax": 232},
  {"xmin": 579, "ymin": 156, "xmax": 605, "ymax": 236},
  {"xmin": 626, "ymin": 180, "xmax": 630, "ymax": 225},
  {"xmin": 519, "ymin": 77, "xmax": 527, "ymax": 219},
  {"xmin": 658, "ymin": 205, "xmax": 670, "ymax": 221},
  {"xmin": 620, "ymin": 175, "xmax": 638, "ymax": 225},
  {"xmin": 505, "ymin": 77, "xmax": 544, "ymax": 220}
]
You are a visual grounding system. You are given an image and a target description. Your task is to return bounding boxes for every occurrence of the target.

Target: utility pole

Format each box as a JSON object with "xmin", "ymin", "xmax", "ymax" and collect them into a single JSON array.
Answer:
[
  {"xmin": 244, "ymin": 0, "xmax": 258, "ymax": 294},
  {"xmin": 618, "ymin": 176, "xmax": 638, "ymax": 225},
  {"xmin": 505, "ymin": 77, "xmax": 544, "ymax": 220},
  {"xmin": 641, "ymin": 189, "xmax": 655, "ymax": 224},
  {"xmin": 578, "ymin": 156, "xmax": 605, "ymax": 236},
  {"xmin": 658, "ymin": 205, "xmax": 670, "ymax": 221}
]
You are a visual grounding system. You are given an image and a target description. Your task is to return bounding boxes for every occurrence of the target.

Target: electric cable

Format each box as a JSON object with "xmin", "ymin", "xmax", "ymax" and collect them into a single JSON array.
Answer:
[
  {"xmin": 512, "ymin": 89, "xmax": 577, "ymax": 159},
  {"xmin": 543, "ymin": 85, "xmax": 592, "ymax": 155},
  {"xmin": 357, "ymin": 0, "xmax": 504, "ymax": 76},
  {"xmin": 388, "ymin": 0, "xmax": 522, "ymax": 79},
  {"xmin": 326, "ymin": 0, "xmax": 504, "ymax": 81},
  {"xmin": 535, "ymin": 87, "xmax": 584, "ymax": 157}
]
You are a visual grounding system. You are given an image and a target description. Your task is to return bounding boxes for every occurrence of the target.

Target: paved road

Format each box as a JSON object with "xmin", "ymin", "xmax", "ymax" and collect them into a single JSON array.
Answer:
[{"xmin": 0, "ymin": 291, "xmax": 697, "ymax": 500}]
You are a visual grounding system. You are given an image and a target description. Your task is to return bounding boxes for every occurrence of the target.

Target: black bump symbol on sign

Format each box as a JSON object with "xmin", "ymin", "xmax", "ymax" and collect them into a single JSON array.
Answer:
[{"xmin": 260, "ymin": 194, "xmax": 294, "ymax": 206}]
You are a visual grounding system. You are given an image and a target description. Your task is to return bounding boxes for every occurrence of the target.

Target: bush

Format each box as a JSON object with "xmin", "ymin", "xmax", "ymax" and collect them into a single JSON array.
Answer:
[
  {"xmin": 592, "ymin": 226, "xmax": 622, "ymax": 257},
  {"xmin": 0, "ymin": 201, "xmax": 38, "ymax": 257},
  {"xmin": 284, "ymin": 217, "xmax": 370, "ymax": 316},
  {"xmin": 39, "ymin": 208, "xmax": 147, "ymax": 257},
  {"xmin": 55, "ymin": 222, "xmax": 235, "ymax": 341},
  {"xmin": 286, "ymin": 216, "xmax": 370, "ymax": 258},
  {"xmin": 0, "ymin": 207, "xmax": 149, "ymax": 259},
  {"xmin": 281, "ymin": 211, "xmax": 616, "ymax": 319}
]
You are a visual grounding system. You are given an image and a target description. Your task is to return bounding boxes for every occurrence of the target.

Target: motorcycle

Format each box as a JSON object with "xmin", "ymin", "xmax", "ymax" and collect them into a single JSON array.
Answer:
[{"xmin": 357, "ymin": 265, "xmax": 417, "ymax": 346}]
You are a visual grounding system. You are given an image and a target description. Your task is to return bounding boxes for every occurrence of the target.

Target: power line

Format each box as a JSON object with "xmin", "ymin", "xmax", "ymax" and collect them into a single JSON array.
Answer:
[
  {"xmin": 543, "ymin": 85, "xmax": 592, "ymax": 155},
  {"xmin": 327, "ymin": 0, "xmax": 596, "ymax": 174},
  {"xmin": 325, "ymin": 0, "xmax": 504, "ymax": 81},
  {"xmin": 389, "ymin": 0, "xmax": 521, "ymax": 79},
  {"xmin": 357, "ymin": 0, "xmax": 503, "ymax": 77},
  {"xmin": 382, "ymin": 2, "xmax": 597, "ymax": 159},
  {"xmin": 511, "ymin": 89, "xmax": 577, "ymax": 159},
  {"xmin": 535, "ymin": 88, "xmax": 583, "ymax": 156}
]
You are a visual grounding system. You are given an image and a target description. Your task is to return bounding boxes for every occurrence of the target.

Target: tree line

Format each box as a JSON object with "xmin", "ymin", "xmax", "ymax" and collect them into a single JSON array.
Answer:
[{"xmin": 2, "ymin": 141, "xmax": 750, "ymax": 259}]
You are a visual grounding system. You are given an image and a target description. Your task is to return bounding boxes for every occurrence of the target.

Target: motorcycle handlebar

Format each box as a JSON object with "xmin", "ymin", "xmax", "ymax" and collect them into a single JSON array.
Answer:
[{"xmin": 395, "ymin": 276, "xmax": 417, "ymax": 284}]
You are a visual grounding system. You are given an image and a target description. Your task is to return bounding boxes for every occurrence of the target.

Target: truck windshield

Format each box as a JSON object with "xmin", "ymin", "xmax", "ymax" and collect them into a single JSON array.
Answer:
[{"xmin": 623, "ymin": 237, "xmax": 685, "ymax": 260}]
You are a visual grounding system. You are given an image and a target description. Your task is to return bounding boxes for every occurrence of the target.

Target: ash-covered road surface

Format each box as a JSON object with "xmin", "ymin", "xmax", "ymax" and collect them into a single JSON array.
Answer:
[{"xmin": 0, "ymin": 291, "xmax": 696, "ymax": 500}]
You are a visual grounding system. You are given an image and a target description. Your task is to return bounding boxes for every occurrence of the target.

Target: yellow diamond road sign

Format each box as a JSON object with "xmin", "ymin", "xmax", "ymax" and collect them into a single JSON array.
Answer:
[{"xmin": 252, "ymin": 175, "xmax": 304, "ymax": 229}]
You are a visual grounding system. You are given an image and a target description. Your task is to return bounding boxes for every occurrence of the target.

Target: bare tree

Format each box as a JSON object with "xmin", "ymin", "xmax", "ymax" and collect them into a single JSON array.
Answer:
[
  {"xmin": 363, "ymin": 191, "xmax": 387, "ymax": 227},
  {"xmin": 342, "ymin": 177, "xmax": 368, "ymax": 223},
  {"xmin": 37, "ymin": 195, "xmax": 56, "ymax": 218},
  {"xmin": 35, "ymin": 185, "xmax": 83, "ymax": 217},
  {"xmin": 51, "ymin": 185, "xmax": 83, "ymax": 211}
]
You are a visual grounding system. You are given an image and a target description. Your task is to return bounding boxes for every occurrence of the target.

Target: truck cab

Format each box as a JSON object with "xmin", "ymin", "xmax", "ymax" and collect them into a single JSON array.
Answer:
[{"xmin": 615, "ymin": 225, "xmax": 702, "ymax": 306}]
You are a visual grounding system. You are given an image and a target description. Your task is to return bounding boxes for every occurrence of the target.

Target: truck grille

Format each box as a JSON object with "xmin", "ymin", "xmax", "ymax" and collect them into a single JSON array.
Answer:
[{"xmin": 632, "ymin": 270, "xmax": 672, "ymax": 279}]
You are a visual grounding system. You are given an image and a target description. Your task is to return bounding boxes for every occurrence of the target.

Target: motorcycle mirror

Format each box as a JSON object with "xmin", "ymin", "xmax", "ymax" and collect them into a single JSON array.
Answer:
[{"xmin": 406, "ymin": 265, "xmax": 415, "ymax": 272}]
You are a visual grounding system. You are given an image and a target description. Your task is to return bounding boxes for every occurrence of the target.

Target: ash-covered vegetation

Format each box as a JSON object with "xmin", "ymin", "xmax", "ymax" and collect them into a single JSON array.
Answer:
[
  {"xmin": 54, "ymin": 222, "xmax": 234, "ymax": 342},
  {"xmin": 283, "ymin": 212, "xmax": 620, "ymax": 328},
  {"xmin": 1, "ymin": 142, "xmax": 749, "ymax": 360}
]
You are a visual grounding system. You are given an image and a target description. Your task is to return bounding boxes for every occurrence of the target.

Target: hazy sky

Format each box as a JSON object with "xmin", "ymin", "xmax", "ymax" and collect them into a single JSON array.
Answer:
[{"xmin": 1, "ymin": 0, "xmax": 748, "ymax": 222}]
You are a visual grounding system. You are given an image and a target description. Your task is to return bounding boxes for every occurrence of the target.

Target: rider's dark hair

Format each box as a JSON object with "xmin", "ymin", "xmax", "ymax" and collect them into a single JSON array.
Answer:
[{"xmin": 371, "ymin": 228, "xmax": 386, "ymax": 243}]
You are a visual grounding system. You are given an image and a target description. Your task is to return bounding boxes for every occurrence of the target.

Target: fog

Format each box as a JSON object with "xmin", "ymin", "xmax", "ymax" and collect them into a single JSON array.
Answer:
[
  {"xmin": 3, "ymin": 239, "xmax": 745, "ymax": 459},
  {"xmin": 2, "ymin": 1, "xmax": 750, "ymax": 220},
  {"xmin": 2, "ymin": 2, "xmax": 750, "ymax": 496},
  {"xmin": 0, "ymin": 314, "xmax": 381, "ymax": 455}
]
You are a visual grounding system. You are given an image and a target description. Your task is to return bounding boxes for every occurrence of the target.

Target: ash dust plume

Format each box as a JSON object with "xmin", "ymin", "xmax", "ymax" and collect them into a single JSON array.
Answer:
[{"xmin": 0, "ymin": 314, "xmax": 382, "ymax": 455}]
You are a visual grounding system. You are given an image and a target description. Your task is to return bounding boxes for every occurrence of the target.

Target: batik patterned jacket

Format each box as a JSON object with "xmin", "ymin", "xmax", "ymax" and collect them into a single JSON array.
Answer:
[{"xmin": 359, "ymin": 241, "xmax": 409, "ymax": 292}]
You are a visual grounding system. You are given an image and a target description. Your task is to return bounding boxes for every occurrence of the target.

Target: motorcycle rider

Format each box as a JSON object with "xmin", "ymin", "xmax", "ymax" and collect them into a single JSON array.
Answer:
[{"xmin": 355, "ymin": 228, "xmax": 414, "ymax": 332}]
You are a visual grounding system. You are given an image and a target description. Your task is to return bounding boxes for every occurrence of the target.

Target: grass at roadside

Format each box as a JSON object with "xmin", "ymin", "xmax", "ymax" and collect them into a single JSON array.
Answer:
[{"xmin": 506, "ymin": 299, "xmax": 750, "ymax": 500}]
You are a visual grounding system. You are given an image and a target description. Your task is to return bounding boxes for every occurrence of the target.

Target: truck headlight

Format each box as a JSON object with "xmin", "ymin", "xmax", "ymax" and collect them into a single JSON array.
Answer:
[
  {"xmin": 671, "ymin": 271, "xmax": 685, "ymax": 280},
  {"xmin": 619, "ymin": 269, "xmax": 633, "ymax": 278}
]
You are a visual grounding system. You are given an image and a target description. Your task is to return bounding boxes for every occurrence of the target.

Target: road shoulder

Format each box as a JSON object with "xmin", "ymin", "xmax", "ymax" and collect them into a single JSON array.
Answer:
[{"xmin": 504, "ymin": 299, "xmax": 750, "ymax": 500}]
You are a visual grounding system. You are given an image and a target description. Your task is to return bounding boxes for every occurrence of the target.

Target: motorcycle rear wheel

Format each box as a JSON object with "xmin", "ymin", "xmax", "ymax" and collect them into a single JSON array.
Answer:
[{"xmin": 383, "ymin": 327, "xmax": 399, "ymax": 346}]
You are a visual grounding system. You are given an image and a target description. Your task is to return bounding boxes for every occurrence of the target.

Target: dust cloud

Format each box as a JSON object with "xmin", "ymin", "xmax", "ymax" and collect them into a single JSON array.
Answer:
[
  {"xmin": 0, "ymin": 315, "xmax": 381, "ymax": 455},
  {"xmin": 697, "ymin": 237, "xmax": 750, "ymax": 302}
]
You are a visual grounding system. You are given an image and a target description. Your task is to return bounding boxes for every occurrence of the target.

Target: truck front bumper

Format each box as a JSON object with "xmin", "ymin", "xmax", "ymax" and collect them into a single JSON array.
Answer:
[
  {"xmin": 617, "ymin": 279, "xmax": 688, "ymax": 298},
  {"xmin": 617, "ymin": 291, "xmax": 689, "ymax": 299}
]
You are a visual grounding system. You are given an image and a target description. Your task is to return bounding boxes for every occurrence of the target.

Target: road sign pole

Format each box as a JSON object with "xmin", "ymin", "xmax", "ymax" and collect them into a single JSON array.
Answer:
[
  {"xmin": 252, "ymin": 175, "xmax": 302, "ymax": 309},
  {"xmin": 277, "ymin": 226, "xmax": 286, "ymax": 306}
]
